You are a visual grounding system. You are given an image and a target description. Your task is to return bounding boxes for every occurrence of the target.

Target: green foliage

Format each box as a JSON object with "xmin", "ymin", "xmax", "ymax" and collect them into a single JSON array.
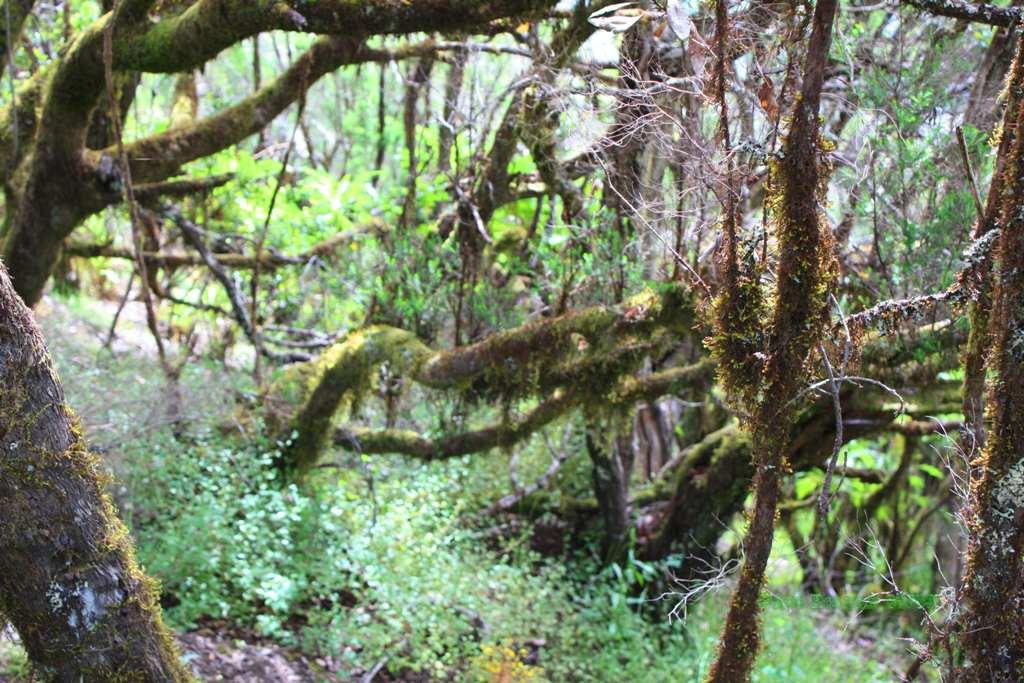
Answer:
[
  {"xmin": 1, "ymin": 5, "xmax": 980, "ymax": 678},
  {"xmin": 122, "ymin": 423, "xmax": 667, "ymax": 676},
  {"xmin": 27, "ymin": 304, "xmax": 901, "ymax": 680},
  {"xmin": 129, "ymin": 429, "xmax": 313, "ymax": 632},
  {"xmin": 832, "ymin": 11, "xmax": 992, "ymax": 304},
  {"xmin": 126, "ymin": 425, "xmax": 896, "ymax": 680},
  {"xmin": 682, "ymin": 591, "xmax": 897, "ymax": 682}
]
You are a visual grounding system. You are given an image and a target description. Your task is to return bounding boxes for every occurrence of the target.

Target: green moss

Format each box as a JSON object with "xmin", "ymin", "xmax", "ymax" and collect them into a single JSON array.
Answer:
[
  {"xmin": 451, "ymin": 283, "xmax": 696, "ymax": 406},
  {"xmin": 707, "ymin": 274, "xmax": 769, "ymax": 408},
  {"xmin": 0, "ymin": 409, "xmax": 191, "ymax": 679},
  {"xmin": 276, "ymin": 285, "xmax": 698, "ymax": 474},
  {"xmin": 280, "ymin": 326, "xmax": 431, "ymax": 475}
]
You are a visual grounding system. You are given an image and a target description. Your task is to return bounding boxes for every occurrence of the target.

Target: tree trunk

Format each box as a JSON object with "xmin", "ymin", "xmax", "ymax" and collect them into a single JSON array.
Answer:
[
  {"xmin": 0, "ymin": 259, "xmax": 189, "ymax": 681},
  {"xmin": 957, "ymin": 35, "xmax": 1024, "ymax": 683},
  {"xmin": 705, "ymin": 0, "xmax": 839, "ymax": 678},
  {"xmin": 586, "ymin": 431, "xmax": 634, "ymax": 561}
]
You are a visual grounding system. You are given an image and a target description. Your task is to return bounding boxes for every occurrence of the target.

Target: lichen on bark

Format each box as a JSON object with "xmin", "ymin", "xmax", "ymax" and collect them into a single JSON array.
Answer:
[
  {"xmin": 0, "ymin": 259, "xmax": 190, "ymax": 681},
  {"xmin": 957, "ymin": 32, "xmax": 1024, "ymax": 682}
]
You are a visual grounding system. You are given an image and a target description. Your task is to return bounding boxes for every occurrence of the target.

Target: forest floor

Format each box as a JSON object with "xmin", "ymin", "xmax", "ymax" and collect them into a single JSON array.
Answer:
[
  {"xmin": 0, "ymin": 613, "xmax": 903, "ymax": 682},
  {"xmin": 0, "ymin": 628, "xmax": 324, "ymax": 682},
  {"xmin": 179, "ymin": 629, "xmax": 331, "ymax": 682}
]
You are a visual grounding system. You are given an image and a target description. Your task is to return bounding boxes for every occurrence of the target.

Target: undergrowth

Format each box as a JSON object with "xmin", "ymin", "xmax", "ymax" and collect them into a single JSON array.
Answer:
[{"xmin": 0, "ymin": 295, "xmax": 900, "ymax": 681}]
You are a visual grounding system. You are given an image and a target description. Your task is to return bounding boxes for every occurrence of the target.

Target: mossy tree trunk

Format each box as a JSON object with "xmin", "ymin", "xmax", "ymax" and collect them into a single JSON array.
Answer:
[
  {"xmin": 0, "ymin": 259, "xmax": 190, "ymax": 681},
  {"xmin": 957, "ymin": 34, "xmax": 1024, "ymax": 683},
  {"xmin": 704, "ymin": 0, "xmax": 839, "ymax": 679}
]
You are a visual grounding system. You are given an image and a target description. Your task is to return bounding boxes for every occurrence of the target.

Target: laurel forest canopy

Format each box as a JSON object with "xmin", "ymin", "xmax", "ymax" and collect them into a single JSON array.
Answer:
[{"xmin": 2, "ymin": 0, "xmax": 1024, "ymax": 679}]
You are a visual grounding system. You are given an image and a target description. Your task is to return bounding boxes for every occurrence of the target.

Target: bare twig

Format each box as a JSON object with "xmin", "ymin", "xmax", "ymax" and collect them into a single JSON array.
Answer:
[
  {"xmin": 956, "ymin": 125, "xmax": 985, "ymax": 222},
  {"xmin": 164, "ymin": 205, "xmax": 311, "ymax": 364},
  {"xmin": 103, "ymin": 10, "xmax": 169, "ymax": 371},
  {"xmin": 104, "ymin": 271, "xmax": 135, "ymax": 349},
  {"xmin": 816, "ymin": 343, "xmax": 844, "ymax": 515},
  {"xmin": 482, "ymin": 428, "xmax": 572, "ymax": 515}
]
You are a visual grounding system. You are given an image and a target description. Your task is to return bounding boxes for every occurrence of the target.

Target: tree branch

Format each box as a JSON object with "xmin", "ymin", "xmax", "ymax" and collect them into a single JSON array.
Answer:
[
  {"xmin": 114, "ymin": 0, "xmax": 558, "ymax": 73},
  {"xmin": 110, "ymin": 36, "xmax": 362, "ymax": 182},
  {"xmin": 283, "ymin": 284, "xmax": 697, "ymax": 474},
  {"xmin": 904, "ymin": 0, "xmax": 1021, "ymax": 26},
  {"xmin": 133, "ymin": 173, "xmax": 233, "ymax": 199},
  {"xmin": 109, "ymin": 36, "xmax": 536, "ymax": 183},
  {"xmin": 163, "ymin": 205, "xmax": 310, "ymax": 363},
  {"xmin": 65, "ymin": 221, "xmax": 372, "ymax": 271},
  {"xmin": 0, "ymin": 64, "xmax": 45, "ymax": 175},
  {"xmin": 332, "ymin": 361, "xmax": 714, "ymax": 461},
  {"xmin": 0, "ymin": 0, "xmax": 36, "ymax": 74}
]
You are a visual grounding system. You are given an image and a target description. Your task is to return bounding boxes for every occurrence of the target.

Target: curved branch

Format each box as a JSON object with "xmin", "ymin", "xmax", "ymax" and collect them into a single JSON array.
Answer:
[
  {"xmin": 22, "ymin": 0, "xmax": 554, "ymax": 162},
  {"xmin": 110, "ymin": 36, "xmax": 362, "ymax": 182},
  {"xmin": 110, "ymin": 36, "xmax": 528, "ymax": 183},
  {"xmin": 415, "ymin": 285, "xmax": 695, "ymax": 388},
  {"xmin": 113, "ymin": 0, "xmax": 557, "ymax": 74},
  {"xmin": 283, "ymin": 284, "xmax": 697, "ymax": 474}
]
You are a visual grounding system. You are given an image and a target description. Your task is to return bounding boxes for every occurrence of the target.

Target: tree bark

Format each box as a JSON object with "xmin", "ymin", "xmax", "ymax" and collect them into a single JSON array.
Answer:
[
  {"xmin": 705, "ymin": 0, "xmax": 839, "ymax": 678},
  {"xmin": 957, "ymin": 34, "xmax": 1024, "ymax": 683},
  {"xmin": 586, "ymin": 431, "xmax": 635, "ymax": 561},
  {"xmin": 0, "ymin": 259, "xmax": 189, "ymax": 681}
]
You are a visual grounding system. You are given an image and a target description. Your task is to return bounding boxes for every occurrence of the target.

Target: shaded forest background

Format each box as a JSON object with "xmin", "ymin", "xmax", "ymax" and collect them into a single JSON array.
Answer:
[{"xmin": 1, "ymin": 0, "xmax": 1023, "ymax": 680}]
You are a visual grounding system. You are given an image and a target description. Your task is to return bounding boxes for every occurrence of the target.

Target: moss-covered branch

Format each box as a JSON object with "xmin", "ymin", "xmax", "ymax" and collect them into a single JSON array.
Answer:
[
  {"xmin": 903, "ymin": 0, "xmax": 1020, "ymax": 26},
  {"xmin": 113, "ymin": 0, "xmax": 558, "ymax": 74},
  {"xmin": 0, "ymin": 1, "xmax": 160, "ymax": 306},
  {"xmin": 110, "ymin": 36, "xmax": 516, "ymax": 184},
  {"xmin": 110, "ymin": 36, "xmax": 361, "ymax": 182},
  {"xmin": 332, "ymin": 360, "xmax": 714, "ymax": 461},
  {"xmin": 335, "ymin": 390, "xmax": 574, "ymax": 461},
  {"xmin": 283, "ymin": 326, "xmax": 432, "ymax": 473},
  {"xmin": 281, "ymin": 284, "xmax": 697, "ymax": 474},
  {"xmin": 417, "ymin": 284, "xmax": 695, "ymax": 389},
  {"xmin": 707, "ymin": 0, "xmax": 839, "ymax": 677}
]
